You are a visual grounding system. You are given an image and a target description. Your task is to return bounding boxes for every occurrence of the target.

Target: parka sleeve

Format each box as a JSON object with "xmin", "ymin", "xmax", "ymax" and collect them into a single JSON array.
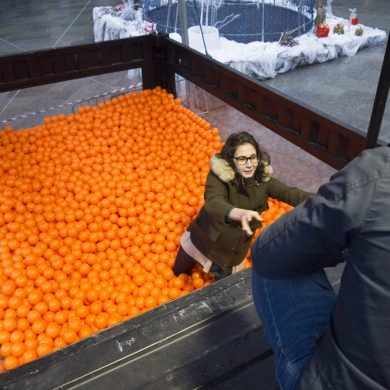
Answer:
[
  {"xmin": 250, "ymin": 194, "xmax": 348, "ymax": 279},
  {"xmin": 251, "ymin": 148, "xmax": 384, "ymax": 279},
  {"xmin": 202, "ymin": 171, "xmax": 234, "ymax": 223},
  {"xmin": 266, "ymin": 178, "xmax": 315, "ymax": 206}
]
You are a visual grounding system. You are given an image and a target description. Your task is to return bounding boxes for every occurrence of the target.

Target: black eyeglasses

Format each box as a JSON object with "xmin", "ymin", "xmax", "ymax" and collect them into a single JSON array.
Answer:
[{"xmin": 233, "ymin": 154, "xmax": 259, "ymax": 165}]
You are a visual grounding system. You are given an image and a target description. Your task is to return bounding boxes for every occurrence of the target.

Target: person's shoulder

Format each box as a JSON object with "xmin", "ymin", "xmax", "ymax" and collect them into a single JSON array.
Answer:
[
  {"xmin": 357, "ymin": 145, "xmax": 388, "ymax": 165},
  {"xmin": 335, "ymin": 146, "xmax": 389, "ymax": 181},
  {"xmin": 317, "ymin": 146, "xmax": 389, "ymax": 200}
]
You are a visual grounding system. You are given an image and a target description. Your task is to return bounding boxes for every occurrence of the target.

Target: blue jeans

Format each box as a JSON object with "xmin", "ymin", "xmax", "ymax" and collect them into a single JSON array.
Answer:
[{"xmin": 252, "ymin": 269, "xmax": 337, "ymax": 390}]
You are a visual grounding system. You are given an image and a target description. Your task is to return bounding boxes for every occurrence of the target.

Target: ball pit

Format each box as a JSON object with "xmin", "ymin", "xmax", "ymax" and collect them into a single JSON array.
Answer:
[
  {"xmin": 0, "ymin": 86, "xmax": 292, "ymax": 372},
  {"xmin": 0, "ymin": 87, "xmax": 224, "ymax": 371}
]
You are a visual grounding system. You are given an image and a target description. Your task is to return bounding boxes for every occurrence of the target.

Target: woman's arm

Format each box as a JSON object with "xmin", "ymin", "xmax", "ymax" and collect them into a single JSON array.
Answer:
[
  {"xmin": 266, "ymin": 178, "xmax": 315, "ymax": 207},
  {"xmin": 202, "ymin": 171, "xmax": 235, "ymax": 223},
  {"xmin": 228, "ymin": 208, "xmax": 263, "ymax": 235},
  {"xmin": 203, "ymin": 172, "xmax": 263, "ymax": 234}
]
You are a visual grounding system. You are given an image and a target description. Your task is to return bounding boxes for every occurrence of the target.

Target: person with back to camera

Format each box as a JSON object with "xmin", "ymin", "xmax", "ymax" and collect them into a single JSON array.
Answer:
[
  {"xmin": 250, "ymin": 144, "xmax": 390, "ymax": 389},
  {"xmin": 173, "ymin": 131, "xmax": 315, "ymax": 279}
]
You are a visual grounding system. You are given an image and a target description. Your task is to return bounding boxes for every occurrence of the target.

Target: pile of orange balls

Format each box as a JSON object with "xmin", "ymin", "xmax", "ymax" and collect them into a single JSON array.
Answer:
[
  {"xmin": 0, "ymin": 86, "xmax": 293, "ymax": 372},
  {"xmin": 0, "ymin": 87, "xmax": 224, "ymax": 372}
]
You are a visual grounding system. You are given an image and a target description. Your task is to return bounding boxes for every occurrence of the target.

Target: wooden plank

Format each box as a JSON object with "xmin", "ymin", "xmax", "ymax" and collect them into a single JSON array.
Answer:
[
  {"xmin": 291, "ymin": 110, "xmax": 301, "ymax": 131},
  {"xmin": 26, "ymin": 57, "xmax": 41, "ymax": 79},
  {"xmin": 220, "ymin": 73, "xmax": 233, "ymax": 94},
  {"xmin": 52, "ymin": 53, "xmax": 66, "ymax": 75},
  {"xmin": 13, "ymin": 60, "xmax": 29, "ymax": 81},
  {"xmin": 238, "ymin": 83, "xmax": 252, "ymax": 105},
  {"xmin": 99, "ymin": 46, "xmax": 111, "ymax": 67},
  {"xmin": 318, "ymin": 124, "xmax": 329, "ymax": 145},
  {"xmin": 277, "ymin": 104, "xmax": 293, "ymax": 128},
  {"xmin": 109, "ymin": 45, "xmax": 122, "ymax": 65},
  {"xmin": 0, "ymin": 36, "xmax": 152, "ymax": 92},
  {"xmin": 328, "ymin": 130, "xmax": 339, "ymax": 155},
  {"xmin": 86, "ymin": 49, "xmax": 100, "ymax": 69},
  {"xmin": 205, "ymin": 66, "xmax": 219, "ymax": 86},
  {"xmin": 38, "ymin": 56, "xmax": 53, "ymax": 77},
  {"xmin": 301, "ymin": 116, "xmax": 310, "ymax": 140}
]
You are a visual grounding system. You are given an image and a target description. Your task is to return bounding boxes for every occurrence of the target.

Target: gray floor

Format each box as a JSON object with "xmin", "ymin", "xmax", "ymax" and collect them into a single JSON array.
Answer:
[
  {"xmin": 0, "ymin": 0, "xmax": 117, "ymax": 53},
  {"xmin": 263, "ymin": 0, "xmax": 390, "ymax": 142},
  {"xmin": 0, "ymin": 0, "xmax": 125, "ymax": 128}
]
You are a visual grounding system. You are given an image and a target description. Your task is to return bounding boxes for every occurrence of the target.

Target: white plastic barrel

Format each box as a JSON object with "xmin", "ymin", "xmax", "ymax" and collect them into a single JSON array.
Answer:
[{"xmin": 188, "ymin": 26, "xmax": 220, "ymax": 53}]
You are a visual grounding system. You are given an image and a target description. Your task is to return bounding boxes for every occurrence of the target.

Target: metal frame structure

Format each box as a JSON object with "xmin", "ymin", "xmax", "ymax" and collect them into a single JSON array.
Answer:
[{"xmin": 143, "ymin": 0, "xmax": 314, "ymax": 44}]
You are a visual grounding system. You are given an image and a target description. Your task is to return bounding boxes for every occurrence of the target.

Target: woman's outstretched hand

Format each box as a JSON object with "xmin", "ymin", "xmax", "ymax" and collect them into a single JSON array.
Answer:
[{"xmin": 228, "ymin": 208, "xmax": 263, "ymax": 235}]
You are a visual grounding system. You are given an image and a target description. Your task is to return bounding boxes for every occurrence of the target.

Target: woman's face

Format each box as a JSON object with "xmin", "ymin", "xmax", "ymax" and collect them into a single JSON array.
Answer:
[{"xmin": 233, "ymin": 143, "xmax": 258, "ymax": 178}]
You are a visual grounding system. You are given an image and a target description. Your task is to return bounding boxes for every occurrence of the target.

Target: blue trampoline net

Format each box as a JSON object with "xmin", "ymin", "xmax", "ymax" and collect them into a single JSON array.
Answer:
[{"xmin": 143, "ymin": 0, "xmax": 314, "ymax": 44}]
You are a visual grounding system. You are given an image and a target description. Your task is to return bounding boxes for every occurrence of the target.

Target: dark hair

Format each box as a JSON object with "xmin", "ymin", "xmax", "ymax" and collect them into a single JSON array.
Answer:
[{"xmin": 216, "ymin": 131, "xmax": 271, "ymax": 182}]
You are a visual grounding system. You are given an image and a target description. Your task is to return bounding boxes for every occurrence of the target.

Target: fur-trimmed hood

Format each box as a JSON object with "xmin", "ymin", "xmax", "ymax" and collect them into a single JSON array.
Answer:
[{"xmin": 209, "ymin": 155, "xmax": 273, "ymax": 183}]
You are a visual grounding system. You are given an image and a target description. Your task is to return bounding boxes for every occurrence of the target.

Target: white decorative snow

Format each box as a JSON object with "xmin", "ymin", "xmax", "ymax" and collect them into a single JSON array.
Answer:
[{"xmin": 93, "ymin": 6, "xmax": 387, "ymax": 80}]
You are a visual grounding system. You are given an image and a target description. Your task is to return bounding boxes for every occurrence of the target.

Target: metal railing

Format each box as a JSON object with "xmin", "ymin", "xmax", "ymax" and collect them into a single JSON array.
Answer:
[{"xmin": 144, "ymin": 0, "xmax": 314, "ymax": 44}]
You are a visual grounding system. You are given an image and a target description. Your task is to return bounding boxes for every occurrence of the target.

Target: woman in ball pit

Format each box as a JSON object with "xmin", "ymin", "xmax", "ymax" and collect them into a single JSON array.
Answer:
[{"xmin": 173, "ymin": 131, "xmax": 316, "ymax": 279}]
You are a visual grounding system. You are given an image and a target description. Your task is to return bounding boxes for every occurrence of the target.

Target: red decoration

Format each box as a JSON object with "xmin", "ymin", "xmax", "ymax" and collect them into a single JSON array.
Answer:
[
  {"xmin": 143, "ymin": 20, "xmax": 155, "ymax": 33},
  {"xmin": 350, "ymin": 17, "xmax": 359, "ymax": 25},
  {"xmin": 316, "ymin": 24, "xmax": 330, "ymax": 38}
]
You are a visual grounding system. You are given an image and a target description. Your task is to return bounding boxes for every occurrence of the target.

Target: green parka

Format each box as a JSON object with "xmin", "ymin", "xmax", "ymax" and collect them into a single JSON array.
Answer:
[{"xmin": 187, "ymin": 155, "xmax": 315, "ymax": 270}]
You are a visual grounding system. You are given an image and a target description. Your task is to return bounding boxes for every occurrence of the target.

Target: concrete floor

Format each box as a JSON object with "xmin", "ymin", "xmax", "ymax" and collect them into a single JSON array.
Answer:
[{"xmin": 263, "ymin": 0, "xmax": 390, "ymax": 143}]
